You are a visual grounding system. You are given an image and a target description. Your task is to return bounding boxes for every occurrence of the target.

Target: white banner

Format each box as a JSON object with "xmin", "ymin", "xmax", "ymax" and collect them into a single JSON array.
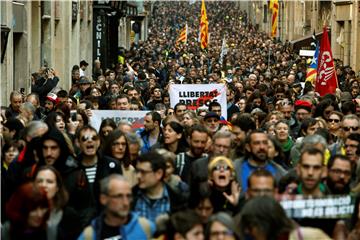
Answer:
[
  {"xmin": 169, "ymin": 84, "xmax": 227, "ymax": 119},
  {"xmin": 90, "ymin": 110, "xmax": 149, "ymax": 132},
  {"xmin": 280, "ymin": 195, "xmax": 355, "ymax": 219}
]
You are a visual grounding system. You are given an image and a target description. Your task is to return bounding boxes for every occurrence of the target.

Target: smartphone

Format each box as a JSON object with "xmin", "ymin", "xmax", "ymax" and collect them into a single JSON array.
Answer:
[{"xmin": 70, "ymin": 110, "xmax": 77, "ymax": 121}]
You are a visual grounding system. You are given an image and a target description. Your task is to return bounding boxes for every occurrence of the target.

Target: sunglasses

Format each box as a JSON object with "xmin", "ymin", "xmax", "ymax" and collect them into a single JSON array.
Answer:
[
  {"xmin": 213, "ymin": 165, "xmax": 230, "ymax": 171},
  {"xmin": 343, "ymin": 126, "xmax": 359, "ymax": 132},
  {"xmin": 328, "ymin": 119, "xmax": 340, "ymax": 123},
  {"xmin": 81, "ymin": 135, "xmax": 99, "ymax": 142}
]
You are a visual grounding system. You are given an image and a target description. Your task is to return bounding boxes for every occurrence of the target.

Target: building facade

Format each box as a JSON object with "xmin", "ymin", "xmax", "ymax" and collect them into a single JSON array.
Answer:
[
  {"xmin": 1, "ymin": 0, "xmax": 150, "ymax": 107},
  {"xmin": 1, "ymin": 0, "xmax": 94, "ymax": 106},
  {"xmin": 248, "ymin": 0, "xmax": 360, "ymax": 72}
]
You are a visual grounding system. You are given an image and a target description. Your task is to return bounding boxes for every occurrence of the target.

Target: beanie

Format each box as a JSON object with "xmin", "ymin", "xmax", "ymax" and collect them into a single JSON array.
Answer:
[{"xmin": 294, "ymin": 100, "xmax": 312, "ymax": 113}]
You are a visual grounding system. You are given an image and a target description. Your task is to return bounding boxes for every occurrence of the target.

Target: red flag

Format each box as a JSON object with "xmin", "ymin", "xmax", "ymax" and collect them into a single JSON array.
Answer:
[
  {"xmin": 200, "ymin": 0, "xmax": 208, "ymax": 49},
  {"xmin": 315, "ymin": 27, "xmax": 338, "ymax": 96}
]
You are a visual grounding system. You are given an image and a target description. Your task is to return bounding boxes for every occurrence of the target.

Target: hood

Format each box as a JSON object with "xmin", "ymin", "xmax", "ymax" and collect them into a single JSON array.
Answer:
[{"xmin": 38, "ymin": 127, "xmax": 71, "ymax": 172}]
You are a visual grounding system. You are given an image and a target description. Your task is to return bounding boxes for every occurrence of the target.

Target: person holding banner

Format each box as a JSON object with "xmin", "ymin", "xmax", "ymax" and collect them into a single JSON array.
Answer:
[{"xmin": 326, "ymin": 154, "xmax": 352, "ymax": 195}]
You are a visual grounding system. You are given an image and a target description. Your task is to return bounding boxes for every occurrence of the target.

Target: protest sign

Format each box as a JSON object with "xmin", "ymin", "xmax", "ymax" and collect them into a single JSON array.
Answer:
[
  {"xmin": 169, "ymin": 84, "xmax": 227, "ymax": 119},
  {"xmin": 90, "ymin": 110, "xmax": 149, "ymax": 131},
  {"xmin": 280, "ymin": 195, "xmax": 355, "ymax": 219}
]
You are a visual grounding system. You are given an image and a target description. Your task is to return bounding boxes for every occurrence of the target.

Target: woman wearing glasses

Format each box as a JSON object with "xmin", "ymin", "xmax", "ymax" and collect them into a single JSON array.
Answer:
[
  {"xmin": 327, "ymin": 111, "xmax": 344, "ymax": 143},
  {"xmin": 102, "ymin": 130, "xmax": 137, "ymax": 187},
  {"xmin": 207, "ymin": 156, "xmax": 241, "ymax": 216}
]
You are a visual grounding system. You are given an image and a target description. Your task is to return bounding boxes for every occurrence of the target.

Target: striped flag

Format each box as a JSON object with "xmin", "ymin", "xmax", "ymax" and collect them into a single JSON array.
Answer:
[
  {"xmin": 200, "ymin": 0, "xmax": 208, "ymax": 49},
  {"xmin": 270, "ymin": 0, "xmax": 279, "ymax": 38},
  {"xmin": 305, "ymin": 43, "xmax": 319, "ymax": 83},
  {"xmin": 176, "ymin": 24, "xmax": 188, "ymax": 44}
]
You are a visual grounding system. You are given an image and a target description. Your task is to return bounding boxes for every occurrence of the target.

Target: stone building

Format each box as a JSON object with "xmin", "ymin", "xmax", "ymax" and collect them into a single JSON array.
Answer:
[
  {"xmin": 247, "ymin": 0, "xmax": 360, "ymax": 72},
  {"xmin": 0, "ymin": 0, "xmax": 150, "ymax": 107},
  {"xmin": 1, "ymin": 1, "xmax": 93, "ymax": 106}
]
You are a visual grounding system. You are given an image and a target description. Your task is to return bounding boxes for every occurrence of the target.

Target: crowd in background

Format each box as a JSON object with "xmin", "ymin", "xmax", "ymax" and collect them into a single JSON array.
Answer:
[{"xmin": 2, "ymin": 1, "xmax": 360, "ymax": 240}]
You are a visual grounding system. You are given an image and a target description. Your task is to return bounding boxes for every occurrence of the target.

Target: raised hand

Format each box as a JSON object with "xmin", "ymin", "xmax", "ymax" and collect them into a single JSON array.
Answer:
[{"xmin": 223, "ymin": 181, "xmax": 241, "ymax": 206}]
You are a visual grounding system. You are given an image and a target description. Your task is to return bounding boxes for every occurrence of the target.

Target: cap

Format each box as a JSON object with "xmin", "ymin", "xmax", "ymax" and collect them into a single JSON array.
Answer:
[
  {"xmin": 78, "ymin": 76, "xmax": 91, "ymax": 84},
  {"xmin": 46, "ymin": 93, "xmax": 58, "ymax": 104},
  {"xmin": 80, "ymin": 60, "xmax": 89, "ymax": 66},
  {"xmin": 204, "ymin": 111, "xmax": 220, "ymax": 120}
]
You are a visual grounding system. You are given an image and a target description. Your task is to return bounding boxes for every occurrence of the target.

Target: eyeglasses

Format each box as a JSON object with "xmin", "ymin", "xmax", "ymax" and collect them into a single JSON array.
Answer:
[
  {"xmin": 328, "ymin": 119, "xmax": 340, "ymax": 123},
  {"xmin": 343, "ymin": 126, "xmax": 359, "ymax": 132},
  {"xmin": 330, "ymin": 168, "xmax": 351, "ymax": 177},
  {"xmin": 213, "ymin": 165, "xmax": 230, "ymax": 171},
  {"xmin": 81, "ymin": 135, "xmax": 99, "ymax": 142}
]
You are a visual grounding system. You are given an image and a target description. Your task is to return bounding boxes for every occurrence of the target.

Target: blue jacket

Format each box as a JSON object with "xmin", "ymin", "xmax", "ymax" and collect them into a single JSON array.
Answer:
[{"xmin": 77, "ymin": 212, "xmax": 155, "ymax": 240}]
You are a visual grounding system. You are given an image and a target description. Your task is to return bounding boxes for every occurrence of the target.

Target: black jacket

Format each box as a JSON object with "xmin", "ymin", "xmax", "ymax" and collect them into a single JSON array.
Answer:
[
  {"xmin": 31, "ymin": 76, "xmax": 59, "ymax": 105},
  {"xmin": 64, "ymin": 153, "xmax": 122, "ymax": 229}
]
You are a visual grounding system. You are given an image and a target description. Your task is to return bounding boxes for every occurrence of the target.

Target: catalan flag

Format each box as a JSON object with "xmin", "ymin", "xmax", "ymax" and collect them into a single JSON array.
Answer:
[
  {"xmin": 270, "ymin": 0, "xmax": 279, "ymax": 38},
  {"xmin": 200, "ymin": 0, "xmax": 208, "ymax": 49},
  {"xmin": 305, "ymin": 43, "xmax": 319, "ymax": 83},
  {"xmin": 176, "ymin": 24, "xmax": 188, "ymax": 44}
]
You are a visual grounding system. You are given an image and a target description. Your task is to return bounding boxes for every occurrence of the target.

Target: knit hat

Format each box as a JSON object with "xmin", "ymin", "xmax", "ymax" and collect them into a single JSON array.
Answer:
[
  {"xmin": 294, "ymin": 100, "xmax": 312, "ymax": 113},
  {"xmin": 208, "ymin": 156, "xmax": 235, "ymax": 177}
]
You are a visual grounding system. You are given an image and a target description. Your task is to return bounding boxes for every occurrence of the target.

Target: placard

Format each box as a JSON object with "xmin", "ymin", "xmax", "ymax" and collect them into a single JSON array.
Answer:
[
  {"xmin": 90, "ymin": 110, "xmax": 149, "ymax": 131},
  {"xmin": 280, "ymin": 195, "xmax": 355, "ymax": 219},
  {"xmin": 169, "ymin": 84, "xmax": 227, "ymax": 119}
]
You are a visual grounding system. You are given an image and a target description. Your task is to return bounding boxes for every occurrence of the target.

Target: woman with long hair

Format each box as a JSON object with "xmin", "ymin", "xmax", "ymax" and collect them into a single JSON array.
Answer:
[
  {"xmin": 98, "ymin": 118, "xmax": 117, "ymax": 144},
  {"xmin": 153, "ymin": 121, "xmax": 188, "ymax": 154},
  {"xmin": 3, "ymin": 182, "xmax": 50, "ymax": 239},
  {"xmin": 33, "ymin": 166, "xmax": 81, "ymax": 239},
  {"xmin": 45, "ymin": 111, "xmax": 66, "ymax": 133},
  {"xmin": 102, "ymin": 129, "xmax": 137, "ymax": 186}
]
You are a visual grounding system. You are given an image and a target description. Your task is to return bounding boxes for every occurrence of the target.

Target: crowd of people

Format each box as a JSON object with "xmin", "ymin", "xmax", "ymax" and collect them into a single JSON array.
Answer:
[{"xmin": 2, "ymin": 1, "xmax": 360, "ymax": 239}]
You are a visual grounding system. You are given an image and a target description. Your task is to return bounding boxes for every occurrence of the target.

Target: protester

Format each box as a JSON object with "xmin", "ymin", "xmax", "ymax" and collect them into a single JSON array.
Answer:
[
  {"xmin": 238, "ymin": 196, "xmax": 331, "ymax": 240},
  {"xmin": 3, "ymin": 1, "xmax": 360, "ymax": 238},
  {"xmin": 78, "ymin": 174, "xmax": 155, "ymax": 239},
  {"xmin": 2, "ymin": 182, "xmax": 50, "ymax": 240},
  {"xmin": 34, "ymin": 166, "xmax": 81, "ymax": 239}
]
